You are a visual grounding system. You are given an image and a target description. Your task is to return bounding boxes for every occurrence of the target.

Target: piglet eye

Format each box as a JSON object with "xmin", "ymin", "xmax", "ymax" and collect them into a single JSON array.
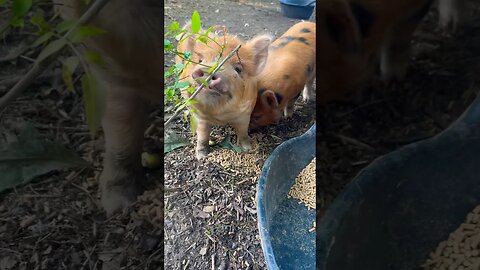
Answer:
[
  {"xmin": 234, "ymin": 65, "xmax": 242, "ymax": 74},
  {"xmin": 199, "ymin": 59, "xmax": 203, "ymax": 63}
]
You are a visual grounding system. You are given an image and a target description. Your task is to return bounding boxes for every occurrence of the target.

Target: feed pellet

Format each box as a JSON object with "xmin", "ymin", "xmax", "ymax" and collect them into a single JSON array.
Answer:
[
  {"xmin": 421, "ymin": 205, "xmax": 480, "ymax": 270},
  {"xmin": 288, "ymin": 158, "xmax": 316, "ymax": 210}
]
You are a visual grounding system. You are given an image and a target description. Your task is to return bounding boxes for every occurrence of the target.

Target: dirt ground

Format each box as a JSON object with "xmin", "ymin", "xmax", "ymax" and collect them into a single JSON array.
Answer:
[{"xmin": 0, "ymin": 0, "xmax": 479, "ymax": 270}]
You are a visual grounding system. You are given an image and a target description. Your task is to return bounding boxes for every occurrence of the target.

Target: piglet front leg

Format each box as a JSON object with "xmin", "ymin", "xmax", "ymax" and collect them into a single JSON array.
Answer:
[
  {"xmin": 100, "ymin": 86, "xmax": 146, "ymax": 216},
  {"xmin": 233, "ymin": 116, "xmax": 252, "ymax": 151},
  {"xmin": 195, "ymin": 118, "xmax": 212, "ymax": 159}
]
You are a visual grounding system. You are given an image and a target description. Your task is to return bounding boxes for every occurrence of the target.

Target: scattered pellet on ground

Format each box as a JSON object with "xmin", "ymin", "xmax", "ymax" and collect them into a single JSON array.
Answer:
[
  {"xmin": 421, "ymin": 205, "xmax": 480, "ymax": 270},
  {"xmin": 207, "ymin": 135, "xmax": 269, "ymax": 183},
  {"xmin": 288, "ymin": 158, "xmax": 316, "ymax": 210}
]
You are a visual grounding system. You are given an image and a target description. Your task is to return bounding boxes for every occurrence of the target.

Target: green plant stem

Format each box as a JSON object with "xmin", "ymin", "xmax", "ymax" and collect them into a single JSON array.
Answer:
[
  {"xmin": 164, "ymin": 44, "xmax": 242, "ymax": 127},
  {"xmin": 0, "ymin": 0, "xmax": 110, "ymax": 111}
]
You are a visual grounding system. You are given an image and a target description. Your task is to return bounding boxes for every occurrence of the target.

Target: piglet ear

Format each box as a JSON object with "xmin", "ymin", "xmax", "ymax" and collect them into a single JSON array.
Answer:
[
  {"xmin": 245, "ymin": 34, "xmax": 272, "ymax": 76},
  {"xmin": 261, "ymin": 90, "xmax": 279, "ymax": 109}
]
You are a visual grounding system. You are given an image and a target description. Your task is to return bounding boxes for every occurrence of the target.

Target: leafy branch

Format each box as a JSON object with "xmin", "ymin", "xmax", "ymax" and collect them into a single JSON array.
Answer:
[
  {"xmin": 164, "ymin": 43, "xmax": 242, "ymax": 127},
  {"xmin": 0, "ymin": 0, "xmax": 110, "ymax": 112},
  {"xmin": 164, "ymin": 11, "xmax": 238, "ymax": 135}
]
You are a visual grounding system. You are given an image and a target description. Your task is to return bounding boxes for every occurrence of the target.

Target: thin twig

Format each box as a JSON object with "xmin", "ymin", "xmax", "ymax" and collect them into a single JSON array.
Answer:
[
  {"xmin": 335, "ymin": 134, "xmax": 374, "ymax": 151},
  {"xmin": 0, "ymin": 0, "xmax": 111, "ymax": 111},
  {"xmin": 164, "ymin": 44, "xmax": 242, "ymax": 127}
]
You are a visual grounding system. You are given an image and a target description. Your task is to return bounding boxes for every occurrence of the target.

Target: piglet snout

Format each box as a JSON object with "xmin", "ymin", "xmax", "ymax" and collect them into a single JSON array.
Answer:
[
  {"xmin": 192, "ymin": 69, "xmax": 204, "ymax": 79},
  {"xmin": 209, "ymin": 76, "xmax": 222, "ymax": 89}
]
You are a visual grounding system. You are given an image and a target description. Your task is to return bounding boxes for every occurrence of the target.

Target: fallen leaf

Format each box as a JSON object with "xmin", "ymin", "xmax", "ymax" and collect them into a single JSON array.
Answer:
[
  {"xmin": 0, "ymin": 123, "xmax": 87, "ymax": 192},
  {"xmin": 164, "ymin": 131, "xmax": 189, "ymax": 154},
  {"xmin": 215, "ymin": 135, "xmax": 243, "ymax": 153},
  {"xmin": 199, "ymin": 246, "xmax": 207, "ymax": 256}
]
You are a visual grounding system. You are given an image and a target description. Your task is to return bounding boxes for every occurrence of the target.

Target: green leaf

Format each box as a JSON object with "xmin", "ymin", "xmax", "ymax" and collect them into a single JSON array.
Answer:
[
  {"xmin": 186, "ymin": 99, "xmax": 197, "ymax": 106},
  {"xmin": 164, "ymin": 71, "xmax": 171, "ymax": 79},
  {"xmin": 191, "ymin": 10, "xmax": 201, "ymax": 34},
  {"xmin": 187, "ymin": 85, "xmax": 196, "ymax": 94},
  {"xmin": 207, "ymin": 62, "xmax": 218, "ymax": 74},
  {"xmin": 30, "ymin": 31, "xmax": 53, "ymax": 48},
  {"xmin": 30, "ymin": 13, "xmax": 49, "ymax": 33},
  {"xmin": 0, "ymin": 122, "xmax": 87, "ymax": 192},
  {"xmin": 196, "ymin": 36, "xmax": 208, "ymax": 43},
  {"xmin": 175, "ymin": 81, "xmax": 189, "ymax": 90},
  {"xmin": 55, "ymin": 19, "xmax": 76, "ymax": 33},
  {"xmin": 164, "ymin": 131, "xmax": 189, "ymax": 154},
  {"xmin": 169, "ymin": 21, "xmax": 180, "ymax": 31},
  {"xmin": 189, "ymin": 113, "xmax": 197, "ymax": 135},
  {"xmin": 70, "ymin": 25, "xmax": 106, "ymax": 43},
  {"xmin": 0, "ymin": 0, "xmax": 8, "ymax": 6},
  {"xmin": 36, "ymin": 38, "xmax": 66, "ymax": 62},
  {"xmin": 164, "ymin": 21, "xmax": 180, "ymax": 37},
  {"xmin": 198, "ymin": 78, "xmax": 208, "ymax": 87},
  {"xmin": 84, "ymin": 50, "xmax": 103, "ymax": 65},
  {"xmin": 164, "ymin": 39, "xmax": 173, "ymax": 50},
  {"xmin": 9, "ymin": 17, "xmax": 24, "ymax": 28},
  {"xmin": 12, "ymin": 0, "xmax": 32, "ymax": 18},
  {"xmin": 141, "ymin": 152, "xmax": 161, "ymax": 169},
  {"xmin": 173, "ymin": 29, "xmax": 187, "ymax": 40},
  {"xmin": 81, "ymin": 73, "xmax": 106, "ymax": 138},
  {"xmin": 174, "ymin": 102, "xmax": 188, "ymax": 112},
  {"xmin": 62, "ymin": 56, "xmax": 79, "ymax": 92},
  {"xmin": 204, "ymin": 25, "xmax": 216, "ymax": 36},
  {"xmin": 174, "ymin": 63, "xmax": 184, "ymax": 72},
  {"xmin": 215, "ymin": 135, "xmax": 243, "ymax": 153}
]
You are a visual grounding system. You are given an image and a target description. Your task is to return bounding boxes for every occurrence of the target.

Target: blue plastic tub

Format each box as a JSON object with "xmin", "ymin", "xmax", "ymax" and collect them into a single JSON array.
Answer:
[
  {"xmin": 257, "ymin": 123, "xmax": 316, "ymax": 270},
  {"xmin": 279, "ymin": 0, "xmax": 316, "ymax": 20},
  {"xmin": 317, "ymin": 93, "xmax": 480, "ymax": 270}
]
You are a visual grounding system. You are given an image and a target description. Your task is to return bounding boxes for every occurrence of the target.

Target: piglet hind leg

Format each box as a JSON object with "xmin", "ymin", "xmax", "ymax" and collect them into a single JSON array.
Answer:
[
  {"xmin": 284, "ymin": 98, "xmax": 297, "ymax": 118},
  {"xmin": 439, "ymin": 0, "xmax": 466, "ymax": 32},
  {"xmin": 302, "ymin": 67, "xmax": 316, "ymax": 102},
  {"xmin": 380, "ymin": 21, "xmax": 418, "ymax": 85},
  {"xmin": 100, "ymin": 86, "xmax": 146, "ymax": 216},
  {"xmin": 302, "ymin": 83, "xmax": 313, "ymax": 103}
]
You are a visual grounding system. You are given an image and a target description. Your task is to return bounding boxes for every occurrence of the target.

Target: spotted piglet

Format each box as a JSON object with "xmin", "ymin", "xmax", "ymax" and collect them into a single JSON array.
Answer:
[
  {"xmin": 249, "ymin": 22, "xmax": 316, "ymax": 129},
  {"xmin": 176, "ymin": 24, "xmax": 272, "ymax": 159}
]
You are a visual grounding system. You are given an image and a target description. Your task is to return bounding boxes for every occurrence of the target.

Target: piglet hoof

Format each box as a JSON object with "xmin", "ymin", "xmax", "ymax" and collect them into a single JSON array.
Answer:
[
  {"xmin": 100, "ymin": 173, "xmax": 144, "ymax": 217},
  {"xmin": 101, "ymin": 188, "xmax": 137, "ymax": 216},
  {"xmin": 283, "ymin": 107, "xmax": 295, "ymax": 119},
  {"xmin": 196, "ymin": 148, "xmax": 209, "ymax": 160},
  {"xmin": 302, "ymin": 86, "xmax": 312, "ymax": 103},
  {"xmin": 238, "ymin": 139, "xmax": 252, "ymax": 152}
]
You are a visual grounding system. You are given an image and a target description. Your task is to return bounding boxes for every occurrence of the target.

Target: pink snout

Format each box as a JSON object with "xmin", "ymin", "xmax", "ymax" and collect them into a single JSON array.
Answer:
[
  {"xmin": 192, "ymin": 69, "xmax": 204, "ymax": 79},
  {"xmin": 192, "ymin": 69, "xmax": 222, "ymax": 89},
  {"xmin": 208, "ymin": 76, "xmax": 221, "ymax": 89}
]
